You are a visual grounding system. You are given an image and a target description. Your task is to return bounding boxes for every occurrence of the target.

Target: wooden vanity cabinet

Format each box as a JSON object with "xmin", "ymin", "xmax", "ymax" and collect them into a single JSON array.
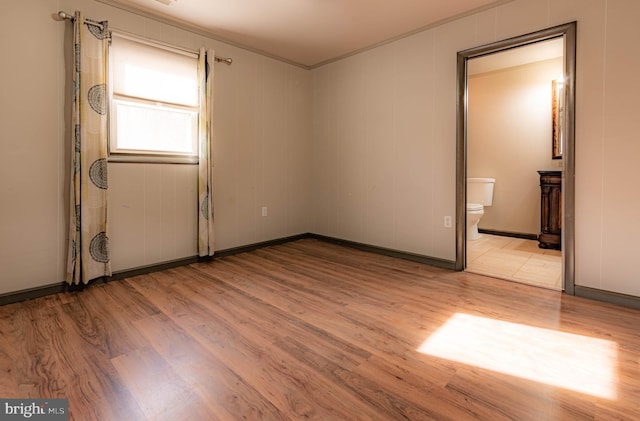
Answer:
[{"xmin": 538, "ymin": 170, "xmax": 561, "ymax": 250}]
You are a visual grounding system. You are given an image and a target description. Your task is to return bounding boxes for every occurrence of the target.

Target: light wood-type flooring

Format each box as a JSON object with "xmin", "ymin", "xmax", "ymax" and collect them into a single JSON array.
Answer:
[
  {"xmin": 466, "ymin": 233, "xmax": 562, "ymax": 290},
  {"xmin": 1, "ymin": 239, "xmax": 639, "ymax": 420}
]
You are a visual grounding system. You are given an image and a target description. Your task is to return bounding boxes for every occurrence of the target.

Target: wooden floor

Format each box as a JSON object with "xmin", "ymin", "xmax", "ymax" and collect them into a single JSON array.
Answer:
[{"xmin": 1, "ymin": 239, "xmax": 640, "ymax": 420}]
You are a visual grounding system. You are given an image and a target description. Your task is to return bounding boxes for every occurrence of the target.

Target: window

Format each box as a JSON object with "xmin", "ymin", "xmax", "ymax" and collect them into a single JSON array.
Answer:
[{"xmin": 109, "ymin": 33, "xmax": 199, "ymax": 163}]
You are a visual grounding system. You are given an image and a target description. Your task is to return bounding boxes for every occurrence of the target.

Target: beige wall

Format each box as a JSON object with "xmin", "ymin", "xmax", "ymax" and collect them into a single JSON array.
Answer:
[
  {"xmin": 2, "ymin": 0, "xmax": 640, "ymax": 299},
  {"xmin": 0, "ymin": 1, "xmax": 65, "ymax": 294},
  {"xmin": 311, "ymin": 0, "xmax": 640, "ymax": 297},
  {"xmin": 468, "ymin": 58, "xmax": 563, "ymax": 235},
  {"xmin": 0, "ymin": 0, "xmax": 311, "ymax": 292}
]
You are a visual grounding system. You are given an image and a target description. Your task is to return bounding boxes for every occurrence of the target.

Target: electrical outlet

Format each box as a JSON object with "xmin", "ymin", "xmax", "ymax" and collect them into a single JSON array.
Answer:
[
  {"xmin": 444, "ymin": 216, "xmax": 452, "ymax": 228},
  {"xmin": 262, "ymin": 206, "xmax": 268, "ymax": 217}
]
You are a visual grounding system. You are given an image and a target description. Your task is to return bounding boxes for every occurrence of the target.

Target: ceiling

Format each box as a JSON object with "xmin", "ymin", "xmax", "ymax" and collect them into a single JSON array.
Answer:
[{"xmin": 99, "ymin": 0, "xmax": 513, "ymax": 68}]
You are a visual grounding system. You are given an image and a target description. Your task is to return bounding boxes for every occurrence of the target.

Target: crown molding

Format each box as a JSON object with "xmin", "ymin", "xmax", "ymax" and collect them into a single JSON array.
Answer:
[{"xmin": 95, "ymin": 0, "xmax": 516, "ymax": 70}]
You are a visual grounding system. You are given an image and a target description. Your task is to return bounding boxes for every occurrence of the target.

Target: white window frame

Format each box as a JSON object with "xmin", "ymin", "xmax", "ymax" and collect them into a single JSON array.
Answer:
[{"xmin": 108, "ymin": 32, "xmax": 200, "ymax": 164}]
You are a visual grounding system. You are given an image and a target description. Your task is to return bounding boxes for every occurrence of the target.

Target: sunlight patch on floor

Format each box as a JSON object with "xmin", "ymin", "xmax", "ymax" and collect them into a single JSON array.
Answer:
[{"xmin": 417, "ymin": 313, "xmax": 618, "ymax": 400}]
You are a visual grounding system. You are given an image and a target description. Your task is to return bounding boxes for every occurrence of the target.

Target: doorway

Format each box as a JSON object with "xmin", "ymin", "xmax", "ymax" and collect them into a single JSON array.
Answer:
[{"xmin": 455, "ymin": 22, "xmax": 577, "ymax": 294}]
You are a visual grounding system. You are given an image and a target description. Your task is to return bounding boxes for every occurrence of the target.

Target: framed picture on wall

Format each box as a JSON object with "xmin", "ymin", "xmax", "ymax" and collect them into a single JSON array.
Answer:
[{"xmin": 552, "ymin": 79, "xmax": 563, "ymax": 159}]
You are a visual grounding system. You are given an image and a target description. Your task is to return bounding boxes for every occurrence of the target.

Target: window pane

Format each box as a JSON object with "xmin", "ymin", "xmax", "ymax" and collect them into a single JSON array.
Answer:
[
  {"xmin": 111, "ymin": 34, "xmax": 198, "ymax": 106},
  {"xmin": 113, "ymin": 100, "xmax": 197, "ymax": 155}
]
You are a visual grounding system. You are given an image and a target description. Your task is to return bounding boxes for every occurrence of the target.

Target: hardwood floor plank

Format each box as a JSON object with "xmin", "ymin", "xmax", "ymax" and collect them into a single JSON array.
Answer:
[
  {"xmin": 350, "ymin": 355, "xmax": 488, "ymax": 421},
  {"xmin": 2, "ymin": 239, "xmax": 640, "ymax": 420},
  {"xmin": 132, "ymin": 313, "xmax": 285, "ymax": 421},
  {"xmin": 111, "ymin": 345, "xmax": 216, "ymax": 420},
  {"xmin": 130, "ymin": 271, "xmax": 386, "ymax": 419},
  {"xmin": 0, "ymin": 302, "xmax": 22, "ymax": 395},
  {"xmin": 203, "ymin": 253, "xmax": 459, "ymax": 380},
  {"xmin": 173, "ymin": 268, "xmax": 372, "ymax": 371},
  {"xmin": 93, "ymin": 280, "xmax": 161, "ymax": 322},
  {"xmin": 10, "ymin": 297, "xmax": 92, "ymax": 397},
  {"xmin": 444, "ymin": 366, "xmax": 596, "ymax": 421},
  {"xmin": 2, "ymin": 295, "xmax": 146, "ymax": 420},
  {"xmin": 60, "ymin": 287, "xmax": 149, "ymax": 359},
  {"xmin": 55, "ymin": 295, "xmax": 150, "ymax": 421},
  {"xmin": 273, "ymin": 334, "xmax": 460, "ymax": 421}
]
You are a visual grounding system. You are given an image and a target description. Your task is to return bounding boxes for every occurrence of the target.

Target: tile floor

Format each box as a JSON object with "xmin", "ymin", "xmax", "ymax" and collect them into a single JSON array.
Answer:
[{"xmin": 465, "ymin": 233, "xmax": 562, "ymax": 290}]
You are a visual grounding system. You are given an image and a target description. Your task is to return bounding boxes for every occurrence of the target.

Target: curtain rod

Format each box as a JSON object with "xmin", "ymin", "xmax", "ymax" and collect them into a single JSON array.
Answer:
[
  {"xmin": 58, "ymin": 10, "xmax": 105, "ymax": 30},
  {"xmin": 57, "ymin": 11, "xmax": 233, "ymax": 65}
]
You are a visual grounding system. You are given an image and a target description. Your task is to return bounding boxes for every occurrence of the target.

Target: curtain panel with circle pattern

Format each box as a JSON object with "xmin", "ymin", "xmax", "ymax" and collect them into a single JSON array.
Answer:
[
  {"xmin": 66, "ymin": 11, "xmax": 111, "ymax": 284},
  {"xmin": 198, "ymin": 48, "xmax": 215, "ymax": 257}
]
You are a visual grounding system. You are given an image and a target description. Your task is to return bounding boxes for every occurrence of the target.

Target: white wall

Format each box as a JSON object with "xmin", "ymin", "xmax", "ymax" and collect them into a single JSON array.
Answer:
[
  {"xmin": 0, "ymin": 0, "xmax": 311, "ymax": 293},
  {"xmin": 468, "ymin": 58, "xmax": 563, "ymax": 235},
  {"xmin": 311, "ymin": 0, "xmax": 640, "ymax": 297}
]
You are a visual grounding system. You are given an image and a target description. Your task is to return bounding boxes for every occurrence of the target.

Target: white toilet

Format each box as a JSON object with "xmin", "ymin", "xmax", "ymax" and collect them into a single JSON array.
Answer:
[{"xmin": 467, "ymin": 178, "xmax": 495, "ymax": 241}]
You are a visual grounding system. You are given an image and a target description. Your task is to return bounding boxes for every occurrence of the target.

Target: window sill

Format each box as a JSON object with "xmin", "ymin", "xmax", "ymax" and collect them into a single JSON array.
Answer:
[{"xmin": 108, "ymin": 154, "xmax": 199, "ymax": 165}]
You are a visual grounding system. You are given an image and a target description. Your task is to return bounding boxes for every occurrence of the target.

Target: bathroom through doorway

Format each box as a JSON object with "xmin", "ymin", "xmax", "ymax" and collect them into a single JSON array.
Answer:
[{"xmin": 455, "ymin": 23, "xmax": 576, "ymax": 294}]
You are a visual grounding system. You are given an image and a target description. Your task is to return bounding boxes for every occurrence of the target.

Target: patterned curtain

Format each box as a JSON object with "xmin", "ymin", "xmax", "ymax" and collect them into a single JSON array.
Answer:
[
  {"xmin": 66, "ymin": 12, "xmax": 111, "ymax": 284},
  {"xmin": 198, "ymin": 48, "xmax": 215, "ymax": 257}
]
